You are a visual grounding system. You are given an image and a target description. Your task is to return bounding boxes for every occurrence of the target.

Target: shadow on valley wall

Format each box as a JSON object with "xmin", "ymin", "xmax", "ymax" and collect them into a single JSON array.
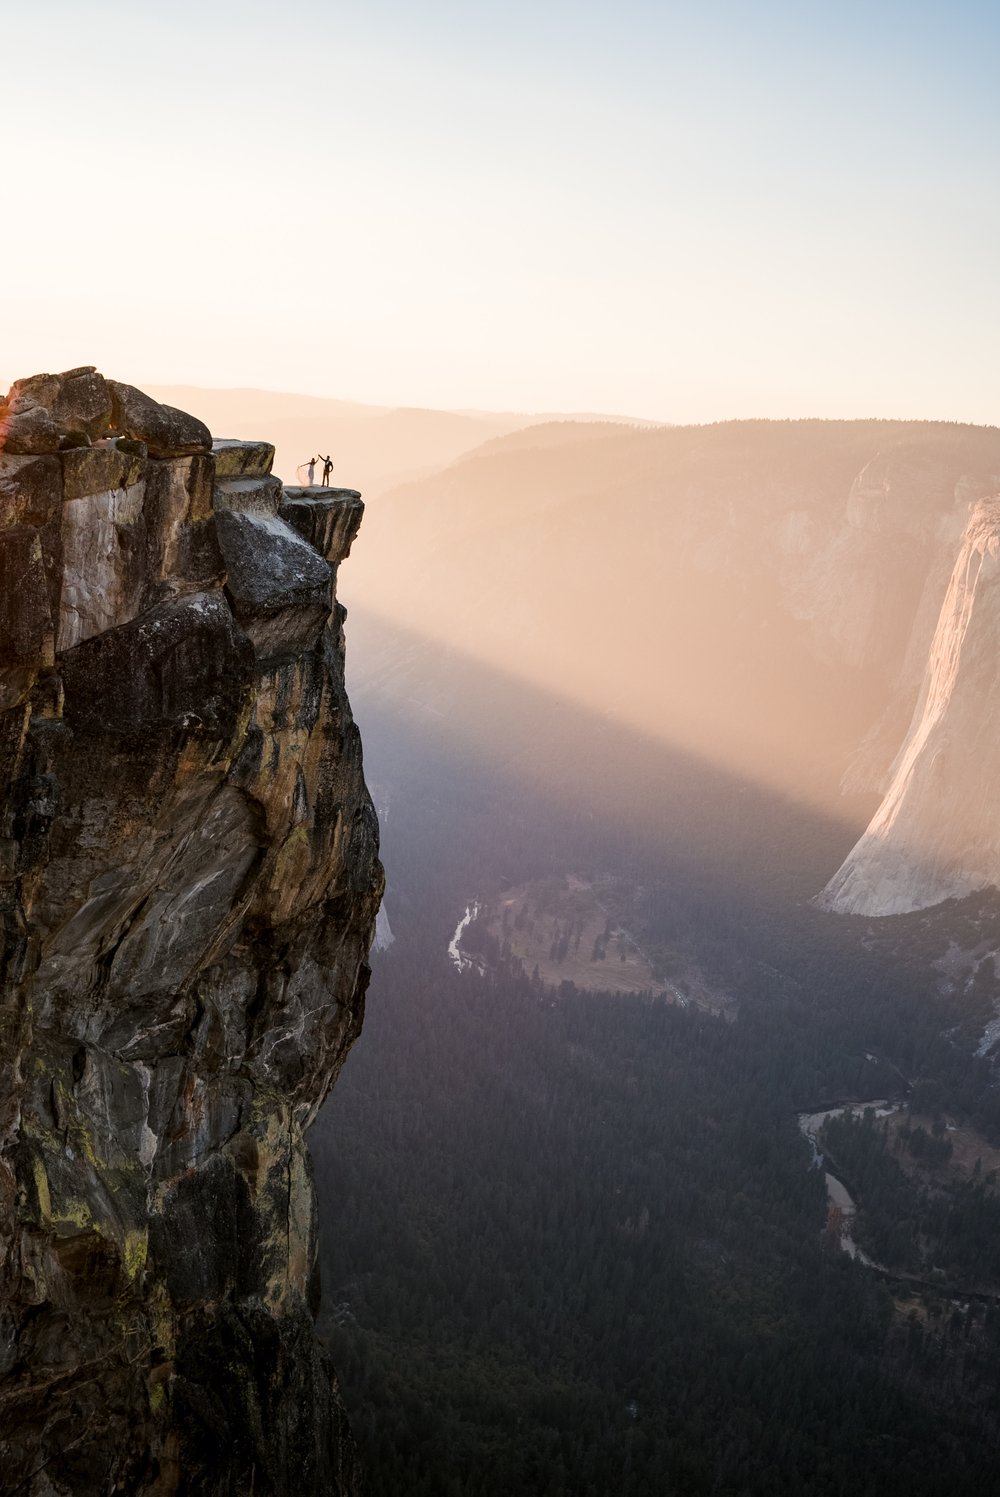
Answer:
[
  {"xmin": 343, "ymin": 602, "xmax": 873, "ymax": 913},
  {"xmin": 333, "ymin": 602, "xmax": 1000, "ymax": 1115},
  {"xmin": 343, "ymin": 417, "xmax": 1000, "ymax": 919}
]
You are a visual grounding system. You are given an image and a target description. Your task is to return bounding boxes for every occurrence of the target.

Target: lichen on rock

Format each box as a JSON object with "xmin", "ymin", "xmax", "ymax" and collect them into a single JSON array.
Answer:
[{"xmin": 0, "ymin": 370, "xmax": 383, "ymax": 1495}]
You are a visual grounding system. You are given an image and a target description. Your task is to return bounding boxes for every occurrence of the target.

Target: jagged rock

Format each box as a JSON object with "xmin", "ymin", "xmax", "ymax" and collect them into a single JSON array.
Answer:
[
  {"xmin": 109, "ymin": 380, "xmax": 212, "ymax": 458},
  {"xmin": 0, "ymin": 372, "xmax": 382, "ymax": 1495}
]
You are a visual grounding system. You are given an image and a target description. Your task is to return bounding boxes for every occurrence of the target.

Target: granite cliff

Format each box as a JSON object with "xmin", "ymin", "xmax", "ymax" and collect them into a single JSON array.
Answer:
[
  {"xmin": 0, "ymin": 369, "xmax": 383, "ymax": 1493},
  {"xmin": 820, "ymin": 495, "xmax": 1000, "ymax": 916}
]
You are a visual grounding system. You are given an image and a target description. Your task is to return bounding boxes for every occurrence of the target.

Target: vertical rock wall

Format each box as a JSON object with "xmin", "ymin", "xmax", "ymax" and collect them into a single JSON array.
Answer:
[
  {"xmin": 819, "ymin": 496, "xmax": 1000, "ymax": 916},
  {"xmin": 0, "ymin": 370, "xmax": 383, "ymax": 1494}
]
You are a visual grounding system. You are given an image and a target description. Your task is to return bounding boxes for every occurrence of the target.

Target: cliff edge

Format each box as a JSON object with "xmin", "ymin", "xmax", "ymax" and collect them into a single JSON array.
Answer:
[{"xmin": 0, "ymin": 369, "xmax": 383, "ymax": 1494}]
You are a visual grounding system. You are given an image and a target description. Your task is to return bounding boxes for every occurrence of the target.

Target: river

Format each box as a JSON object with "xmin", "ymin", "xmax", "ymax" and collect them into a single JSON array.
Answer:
[
  {"xmin": 798, "ymin": 1101, "xmax": 901, "ymax": 1266},
  {"xmin": 447, "ymin": 902, "xmax": 481, "ymax": 972}
]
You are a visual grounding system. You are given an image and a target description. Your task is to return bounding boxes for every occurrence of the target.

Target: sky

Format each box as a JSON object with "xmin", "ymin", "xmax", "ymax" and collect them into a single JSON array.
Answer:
[{"xmin": 2, "ymin": 0, "xmax": 998, "ymax": 422}]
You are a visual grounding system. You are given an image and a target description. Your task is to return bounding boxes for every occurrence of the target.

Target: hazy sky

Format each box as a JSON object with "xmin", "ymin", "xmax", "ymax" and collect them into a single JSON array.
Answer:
[{"xmin": 4, "ymin": 0, "xmax": 998, "ymax": 421}]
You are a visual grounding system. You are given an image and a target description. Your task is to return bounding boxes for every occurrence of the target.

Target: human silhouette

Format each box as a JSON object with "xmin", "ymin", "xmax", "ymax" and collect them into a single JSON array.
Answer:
[
  {"xmin": 306, "ymin": 456, "xmax": 317, "ymax": 486},
  {"xmin": 321, "ymin": 454, "xmax": 333, "ymax": 487}
]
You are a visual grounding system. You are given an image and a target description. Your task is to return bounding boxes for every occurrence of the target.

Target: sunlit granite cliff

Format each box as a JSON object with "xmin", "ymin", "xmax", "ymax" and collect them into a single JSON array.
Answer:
[
  {"xmin": 820, "ymin": 494, "xmax": 1000, "ymax": 917},
  {"xmin": 0, "ymin": 369, "xmax": 383, "ymax": 1494}
]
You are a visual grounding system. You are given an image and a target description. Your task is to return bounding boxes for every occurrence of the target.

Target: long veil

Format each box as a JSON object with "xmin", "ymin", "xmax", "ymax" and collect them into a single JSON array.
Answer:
[{"xmin": 295, "ymin": 462, "xmax": 313, "ymax": 485}]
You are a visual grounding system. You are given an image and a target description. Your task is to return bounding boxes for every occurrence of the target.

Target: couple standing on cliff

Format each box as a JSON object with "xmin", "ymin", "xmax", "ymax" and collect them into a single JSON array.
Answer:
[{"xmin": 306, "ymin": 453, "xmax": 333, "ymax": 486}]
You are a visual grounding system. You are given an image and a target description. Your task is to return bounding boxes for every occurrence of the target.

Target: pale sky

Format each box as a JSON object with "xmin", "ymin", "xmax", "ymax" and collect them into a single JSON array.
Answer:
[{"xmin": 3, "ymin": 0, "xmax": 998, "ymax": 422}]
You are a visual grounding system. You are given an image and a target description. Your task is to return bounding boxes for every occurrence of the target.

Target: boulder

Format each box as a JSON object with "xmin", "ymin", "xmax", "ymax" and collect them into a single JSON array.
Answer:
[
  {"xmin": 51, "ymin": 369, "xmax": 113, "ymax": 441},
  {"xmin": 109, "ymin": 381, "xmax": 212, "ymax": 458},
  {"xmin": 0, "ymin": 404, "xmax": 61, "ymax": 455},
  {"xmin": 5, "ymin": 372, "xmax": 62, "ymax": 414}
]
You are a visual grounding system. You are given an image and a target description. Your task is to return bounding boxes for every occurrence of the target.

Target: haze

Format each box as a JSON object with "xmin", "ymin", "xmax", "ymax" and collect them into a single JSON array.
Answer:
[
  {"xmin": 5, "ymin": 3, "xmax": 1000, "ymax": 1481},
  {"xmin": 5, "ymin": 0, "xmax": 999, "ymax": 423}
]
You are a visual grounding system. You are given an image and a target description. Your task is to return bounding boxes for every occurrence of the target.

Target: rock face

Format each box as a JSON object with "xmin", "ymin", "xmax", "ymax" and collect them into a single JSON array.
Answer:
[
  {"xmin": 820, "ymin": 497, "xmax": 1000, "ymax": 916},
  {"xmin": 0, "ymin": 371, "xmax": 383, "ymax": 1494}
]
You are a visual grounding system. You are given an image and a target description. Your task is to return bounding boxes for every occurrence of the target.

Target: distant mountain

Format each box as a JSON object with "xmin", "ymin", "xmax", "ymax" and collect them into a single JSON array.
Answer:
[{"xmin": 147, "ymin": 385, "xmax": 654, "ymax": 494}]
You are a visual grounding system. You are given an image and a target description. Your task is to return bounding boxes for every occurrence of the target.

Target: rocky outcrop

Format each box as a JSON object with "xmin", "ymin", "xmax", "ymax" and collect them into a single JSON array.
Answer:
[
  {"xmin": 820, "ymin": 496, "xmax": 1000, "ymax": 916},
  {"xmin": 0, "ymin": 371, "xmax": 383, "ymax": 1493}
]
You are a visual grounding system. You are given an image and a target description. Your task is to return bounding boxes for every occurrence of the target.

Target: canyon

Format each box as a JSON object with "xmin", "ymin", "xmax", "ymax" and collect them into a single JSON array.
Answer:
[
  {"xmin": 4, "ymin": 375, "xmax": 1000, "ymax": 1491},
  {"xmin": 342, "ymin": 416, "xmax": 1000, "ymax": 917}
]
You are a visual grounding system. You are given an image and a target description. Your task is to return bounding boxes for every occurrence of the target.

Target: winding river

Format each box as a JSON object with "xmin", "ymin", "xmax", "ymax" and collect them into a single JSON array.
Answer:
[
  {"xmin": 798, "ymin": 1101, "xmax": 901, "ymax": 1265},
  {"xmin": 447, "ymin": 902, "xmax": 481, "ymax": 972}
]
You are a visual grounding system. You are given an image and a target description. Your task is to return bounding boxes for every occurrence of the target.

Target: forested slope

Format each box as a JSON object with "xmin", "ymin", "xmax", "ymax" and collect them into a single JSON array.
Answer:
[{"xmin": 312, "ymin": 636, "xmax": 1000, "ymax": 1494}]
